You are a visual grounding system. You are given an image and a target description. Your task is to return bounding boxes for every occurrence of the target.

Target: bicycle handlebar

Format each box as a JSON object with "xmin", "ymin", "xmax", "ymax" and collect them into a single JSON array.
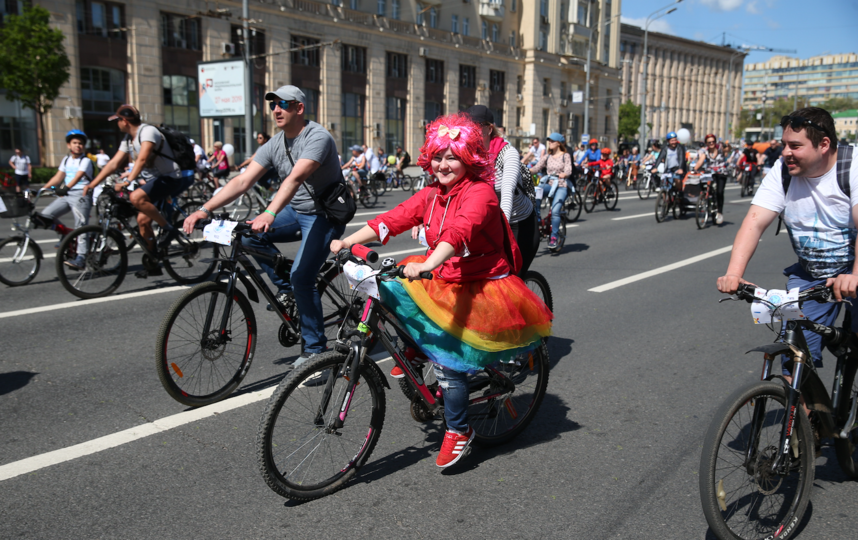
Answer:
[
  {"xmin": 335, "ymin": 245, "xmax": 433, "ymax": 280},
  {"xmin": 731, "ymin": 283, "xmax": 834, "ymax": 304}
]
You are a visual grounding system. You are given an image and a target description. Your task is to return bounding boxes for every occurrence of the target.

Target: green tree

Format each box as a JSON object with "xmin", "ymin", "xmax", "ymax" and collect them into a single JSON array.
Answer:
[
  {"xmin": 0, "ymin": 6, "xmax": 71, "ymax": 164},
  {"xmin": 618, "ymin": 99, "xmax": 641, "ymax": 141}
]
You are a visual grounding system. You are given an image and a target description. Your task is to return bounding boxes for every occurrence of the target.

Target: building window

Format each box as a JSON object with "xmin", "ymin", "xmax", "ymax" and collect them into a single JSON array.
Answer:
[
  {"xmin": 386, "ymin": 96, "xmax": 405, "ymax": 154},
  {"xmin": 425, "ymin": 101, "xmax": 444, "ymax": 123},
  {"xmin": 426, "ymin": 59, "xmax": 444, "ymax": 84},
  {"xmin": 509, "ymin": 31, "xmax": 516, "ymax": 48},
  {"xmin": 451, "ymin": 14, "xmax": 458, "ymax": 34},
  {"xmin": 515, "ymin": 106, "xmax": 522, "ymax": 128},
  {"xmin": 539, "ymin": 31, "xmax": 547, "ymax": 51},
  {"xmin": 291, "ymin": 36, "xmax": 321, "ymax": 66},
  {"xmin": 630, "ymin": 43, "xmax": 636, "ymax": 55},
  {"xmin": 349, "ymin": 0, "xmax": 358, "ymax": 10},
  {"xmin": 460, "ymin": 65, "xmax": 476, "ymax": 88},
  {"xmin": 577, "ymin": 1, "xmax": 587, "ymax": 25},
  {"xmin": 161, "ymin": 13, "xmax": 201, "ymax": 50},
  {"xmin": 231, "ymin": 25, "xmax": 265, "ymax": 60},
  {"xmin": 542, "ymin": 109, "xmax": 549, "ymax": 137},
  {"xmin": 342, "ymin": 45, "xmax": 367, "ymax": 73},
  {"xmin": 490, "ymin": 107, "xmax": 503, "ymax": 127},
  {"xmin": 490, "ymin": 70, "xmax": 505, "ymax": 92},
  {"xmin": 75, "ymin": 1, "xmax": 126, "ymax": 39},
  {"xmin": 463, "ymin": 17, "xmax": 469, "ymax": 36},
  {"xmin": 387, "ymin": 52, "xmax": 408, "ymax": 78},
  {"xmin": 560, "ymin": 81, "xmax": 567, "ymax": 100},
  {"xmin": 392, "ymin": 0, "xmax": 400, "ymax": 19},
  {"xmin": 0, "ymin": 92, "xmax": 38, "ymax": 165},
  {"xmin": 80, "ymin": 67, "xmax": 125, "ymax": 114},
  {"xmin": 620, "ymin": 41, "xmax": 625, "ymax": 53},
  {"xmin": 377, "ymin": 0, "xmax": 385, "ymax": 15},
  {"xmin": 511, "ymin": 0, "xmax": 517, "ymax": 12},
  {"xmin": 481, "ymin": 21, "xmax": 487, "ymax": 40},
  {"xmin": 560, "ymin": 1, "xmax": 567, "ymax": 20},
  {"xmin": 429, "ymin": 7, "xmax": 437, "ymax": 28},
  {"xmin": 162, "ymin": 75, "xmax": 201, "ymax": 143},
  {"xmin": 605, "ymin": 115, "xmax": 611, "ymax": 133},
  {"xmin": 342, "ymin": 92, "xmax": 365, "ymax": 151},
  {"xmin": 300, "ymin": 88, "xmax": 320, "ymax": 122},
  {"xmin": 491, "ymin": 24, "xmax": 498, "ymax": 43},
  {"xmin": 540, "ymin": 0, "xmax": 548, "ymax": 17},
  {"xmin": 543, "ymin": 78, "xmax": 550, "ymax": 97}
]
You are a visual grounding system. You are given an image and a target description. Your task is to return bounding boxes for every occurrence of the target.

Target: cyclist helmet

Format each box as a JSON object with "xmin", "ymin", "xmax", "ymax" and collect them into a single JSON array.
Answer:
[
  {"xmin": 65, "ymin": 129, "xmax": 87, "ymax": 143},
  {"xmin": 588, "ymin": 138, "xmax": 598, "ymax": 145},
  {"xmin": 665, "ymin": 131, "xmax": 678, "ymax": 141},
  {"xmin": 600, "ymin": 148, "xmax": 611, "ymax": 156}
]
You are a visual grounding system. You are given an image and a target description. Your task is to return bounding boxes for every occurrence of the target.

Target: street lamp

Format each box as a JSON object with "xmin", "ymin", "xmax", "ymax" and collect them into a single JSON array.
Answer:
[
  {"xmin": 583, "ymin": 12, "xmax": 621, "ymax": 143},
  {"xmin": 637, "ymin": 0, "xmax": 682, "ymax": 148}
]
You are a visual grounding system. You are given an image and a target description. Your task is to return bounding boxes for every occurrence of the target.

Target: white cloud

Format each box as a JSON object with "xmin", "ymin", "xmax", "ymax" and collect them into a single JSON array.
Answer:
[
  {"xmin": 747, "ymin": 1, "xmax": 760, "ymax": 14},
  {"xmin": 700, "ymin": 0, "xmax": 744, "ymax": 11},
  {"xmin": 621, "ymin": 16, "xmax": 674, "ymax": 35}
]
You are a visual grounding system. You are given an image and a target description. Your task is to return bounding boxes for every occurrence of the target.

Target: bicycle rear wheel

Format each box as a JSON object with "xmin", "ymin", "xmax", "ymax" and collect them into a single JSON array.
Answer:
[
  {"xmin": 522, "ymin": 270, "xmax": 553, "ymax": 313},
  {"xmin": 699, "ymin": 381, "xmax": 814, "ymax": 540},
  {"xmin": 56, "ymin": 225, "xmax": 128, "ymax": 299},
  {"xmin": 224, "ymin": 193, "xmax": 254, "ymax": 221},
  {"xmin": 604, "ymin": 181, "xmax": 619, "ymax": 210},
  {"xmin": 637, "ymin": 176, "xmax": 651, "ymax": 200},
  {"xmin": 257, "ymin": 351, "xmax": 386, "ymax": 501},
  {"xmin": 359, "ymin": 187, "xmax": 378, "ymax": 208},
  {"xmin": 0, "ymin": 235, "xmax": 40, "ymax": 286},
  {"xmin": 835, "ymin": 358, "xmax": 858, "ymax": 478},
  {"xmin": 155, "ymin": 281, "xmax": 257, "ymax": 407},
  {"xmin": 470, "ymin": 341, "xmax": 549, "ymax": 446},
  {"xmin": 564, "ymin": 190, "xmax": 583, "ymax": 223},
  {"xmin": 162, "ymin": 203, "xmax": 219, "ymax": 284},
  {"xmin": 400, "ymin": 176, "xmax": 412, "ymax": 191}
]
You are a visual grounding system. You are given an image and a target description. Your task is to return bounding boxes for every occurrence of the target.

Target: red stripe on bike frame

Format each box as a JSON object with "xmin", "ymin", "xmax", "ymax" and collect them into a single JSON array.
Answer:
[{"xmin": 392, "ymin": 352, "xmax": 436, "ymax": 405}]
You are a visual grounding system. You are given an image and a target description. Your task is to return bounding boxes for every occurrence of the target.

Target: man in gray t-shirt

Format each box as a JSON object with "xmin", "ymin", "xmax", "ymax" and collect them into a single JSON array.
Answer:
[{"xmin": 183, "ymin": 85, "xmax": 347, "ymax": 364}]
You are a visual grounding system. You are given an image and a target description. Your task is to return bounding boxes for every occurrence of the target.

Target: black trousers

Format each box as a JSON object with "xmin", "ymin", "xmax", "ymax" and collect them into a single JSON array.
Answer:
[
  {"xmin": 713, "ymin": 173, "xmax": 727, "ymax": 213},
  {"xmin": 510, "ymin": 209, "xmax": 539, "ymax": 276}
]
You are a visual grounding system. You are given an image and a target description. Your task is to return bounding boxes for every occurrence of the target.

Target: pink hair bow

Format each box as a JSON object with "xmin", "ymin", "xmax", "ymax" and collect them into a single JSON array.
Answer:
[{"xmin": 437, "ymin": 125, "xmax": 460, "ymax": 140}]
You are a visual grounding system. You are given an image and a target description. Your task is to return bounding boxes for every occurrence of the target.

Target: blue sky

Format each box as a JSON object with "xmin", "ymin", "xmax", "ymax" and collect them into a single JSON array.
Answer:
[{"xmin": 621, "ymin": 0, "xmax": 858, "ymax": 64}]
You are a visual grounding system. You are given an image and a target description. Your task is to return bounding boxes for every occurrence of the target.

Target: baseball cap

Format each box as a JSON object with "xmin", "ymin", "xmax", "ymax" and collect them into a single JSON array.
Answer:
[
  {"xmin": 264, "ymin": 85, "xmax": 306, "ymax": 105},
  {"xmin": 463, "ymin": 105, "xmax": 494, "ymax": 125},
  {"xmin": 350, "ymin": 145, "xmax": 362, "ymax": 152},
  {"xmin": 108, "ymin": 104, "xmax": 141, "ymax": 122},
  {"xmin": 547, "ymin": 132, "xmax": 566, "ymax": 143}
]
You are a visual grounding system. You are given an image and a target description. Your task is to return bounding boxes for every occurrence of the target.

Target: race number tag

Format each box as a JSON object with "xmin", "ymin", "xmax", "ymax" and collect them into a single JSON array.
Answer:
[
  {"xmin": 203, "ymin": 220, "xmax": 239, "ymax": 246},
  {"xmin": 751, "ymin": 287, "xmax": 806, "ymax": 324},
  {"xmin": 418, "ymin": 226, "xmax": 429, "ymax": 248},
  {"xmin": 534, "ymin": 186, "xmax": 544, "ymax": 199},
  {"xmin": 343, "ymin": 260, "xmax": 380, "ymax": 299}
]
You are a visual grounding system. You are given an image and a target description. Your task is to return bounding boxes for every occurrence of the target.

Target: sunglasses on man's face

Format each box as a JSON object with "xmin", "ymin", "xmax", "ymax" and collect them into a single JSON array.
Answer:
[
  {"xmin": 269, "ymin": 100, "xmax": 298, "ymax": 111},
  {"xmin": 780, "ymin": 115, "xmax": 833, "ymax": 142}
]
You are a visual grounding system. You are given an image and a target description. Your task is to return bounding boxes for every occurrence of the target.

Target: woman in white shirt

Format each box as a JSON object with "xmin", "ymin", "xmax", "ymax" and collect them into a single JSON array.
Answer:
[{"xmin": 9, "ymin": 147, "xmax": 31, "ymax": 193}]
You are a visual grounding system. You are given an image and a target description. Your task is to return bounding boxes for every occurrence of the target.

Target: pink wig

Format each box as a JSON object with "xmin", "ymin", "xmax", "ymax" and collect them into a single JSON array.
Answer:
[{"xmin": 416, "ymin": 113, "xmax": 494, "ymax": 184}]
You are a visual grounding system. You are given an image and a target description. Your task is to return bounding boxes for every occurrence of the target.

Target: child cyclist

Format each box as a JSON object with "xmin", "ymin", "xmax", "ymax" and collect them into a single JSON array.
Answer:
[
  {"xmin": 330, "ymin": 114, "xmax": 552, "ymax": 468},
  {"xmin": 597, "ymin": 147, "xmax": 614, "ymax": 186}
]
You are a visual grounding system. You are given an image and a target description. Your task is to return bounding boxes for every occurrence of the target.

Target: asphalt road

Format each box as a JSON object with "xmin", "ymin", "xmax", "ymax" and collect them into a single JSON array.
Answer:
[{"xmin": 1, "ymin": 182, "xmax": 856, "ymax": 539}]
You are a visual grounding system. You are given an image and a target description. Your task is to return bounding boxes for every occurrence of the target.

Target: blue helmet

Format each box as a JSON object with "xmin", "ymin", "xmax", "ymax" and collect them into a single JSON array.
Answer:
[
  {"xmin": 65, "ymin": 129, "xmax": 87, "ymax": 143},
  {"xmin": 665, "ymin": 131, "xmax": 678, "ymax": 141}
]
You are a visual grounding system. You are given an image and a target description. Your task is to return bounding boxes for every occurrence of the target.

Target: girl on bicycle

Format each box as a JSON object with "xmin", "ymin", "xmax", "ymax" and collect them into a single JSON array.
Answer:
[
  {"xmin": 330, "ymin": 113, "xmax": 552, "ymax": 469},
  {"xmin": 529, "ymin": 132, "xmax": 572, "ymax": 249}
]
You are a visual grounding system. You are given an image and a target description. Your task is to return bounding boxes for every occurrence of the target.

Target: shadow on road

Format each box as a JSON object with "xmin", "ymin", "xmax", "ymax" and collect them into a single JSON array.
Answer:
[
  {"xmin": 0, "ymin": 371, "xmax": 38, "ymax": 396},
  {"xmin": 233, "ymin": 371, "xmax": 290, "ymax": 396}
]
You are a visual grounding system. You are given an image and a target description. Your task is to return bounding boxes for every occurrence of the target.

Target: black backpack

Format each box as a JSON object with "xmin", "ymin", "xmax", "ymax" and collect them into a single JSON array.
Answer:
[
  {"xmin": 776, "ymin": 145, "xmax": 854, "ymax": 236},
  {"xmin": 132, "ymin": 125, "xmax": 197, "ymax": 173}
]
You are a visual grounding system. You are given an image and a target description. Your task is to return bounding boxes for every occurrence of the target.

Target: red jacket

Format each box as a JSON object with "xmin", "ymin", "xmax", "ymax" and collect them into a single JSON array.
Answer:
[
  {"xmin": 596, "ymin": 158, "xmax": 613, "ymax": 177},
  {"xmin": 367, "ymin": 177, "xmax": 512, "ymax": 281}
]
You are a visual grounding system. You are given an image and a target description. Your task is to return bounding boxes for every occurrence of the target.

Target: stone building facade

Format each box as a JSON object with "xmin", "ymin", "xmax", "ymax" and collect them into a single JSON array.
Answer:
[
  {"xmin": 742, "ymin": 53, "xmax": 858, "ymax": 111},
  {"xmin": 618, "ymin": 23, "xmax": 745, "ymax": 143},
  {"xmin": 11, "ymin": 0, "xmax": 623, "ymax": 166}
]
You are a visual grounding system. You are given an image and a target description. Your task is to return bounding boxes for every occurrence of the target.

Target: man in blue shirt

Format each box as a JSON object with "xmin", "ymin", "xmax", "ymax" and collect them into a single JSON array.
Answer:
[{"xmin": 577, "ymin": 138, "xmax": 602, "ymax": 166}]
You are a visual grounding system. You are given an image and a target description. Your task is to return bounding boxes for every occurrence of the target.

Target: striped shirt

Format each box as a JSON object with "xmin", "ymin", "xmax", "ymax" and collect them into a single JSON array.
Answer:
[{"xmin": 494, "ymin": 144, "xmax": 533, "ymax": 223}]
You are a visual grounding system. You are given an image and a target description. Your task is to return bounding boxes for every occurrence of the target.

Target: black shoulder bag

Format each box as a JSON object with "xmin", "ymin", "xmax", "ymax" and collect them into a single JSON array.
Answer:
[{"xmin": 283, "ymin": 135, "xmax": 356, "ymax": 226}]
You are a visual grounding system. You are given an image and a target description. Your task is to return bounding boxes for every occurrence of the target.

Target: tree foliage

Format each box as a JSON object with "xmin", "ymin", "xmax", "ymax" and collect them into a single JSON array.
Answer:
[
  {"xmin": 734, "ymin": 96, "xmax": 858, "ymax": 140},
  {"xmin": 0, "ymin": 6, "xmax": 71, "ymax": 162},
  {"xmin": 618, "ymin": 100, "xmax": 641, "ymax": 142}
]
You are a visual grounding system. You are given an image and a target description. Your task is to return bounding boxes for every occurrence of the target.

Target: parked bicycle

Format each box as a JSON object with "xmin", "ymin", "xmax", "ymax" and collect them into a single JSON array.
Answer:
[
  {"xmin": 256, "ymin": 244, "xmax": 550, "ymax": 501},
  {"xmin": 699, "ymin": 283, "xmax": 858, "ymax": 540},
  {"xmin": 0, "ymin": 189, "xmax": 69, "ymax": 286},
  {"xmin": 155, "ymin": 218, "xmax": 365, "ymax": 407}
]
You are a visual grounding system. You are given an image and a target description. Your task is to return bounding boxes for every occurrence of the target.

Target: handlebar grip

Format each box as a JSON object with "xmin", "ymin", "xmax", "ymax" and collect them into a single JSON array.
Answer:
[
  {"xmin": 396, "ymin": 266, "xmax": 433, "ymax": 280},
  {"xmin": 351, "ymin": 243, "xmax": 379, "ymax": 264}
]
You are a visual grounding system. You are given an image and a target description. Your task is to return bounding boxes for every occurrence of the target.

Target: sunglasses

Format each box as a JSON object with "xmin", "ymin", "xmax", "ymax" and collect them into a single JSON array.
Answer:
[
  {"xmin": 269, "ymin": 100, "xmax": 298, "ymax": 111},
  {"xmin": 780, "ymin": 115, "xmax": 834, "ymax": 142}
]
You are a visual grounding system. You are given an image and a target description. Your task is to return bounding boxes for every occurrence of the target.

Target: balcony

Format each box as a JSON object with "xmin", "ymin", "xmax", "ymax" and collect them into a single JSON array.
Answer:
[
  {"xmin": 421, "ymin": 0, "xmax": 443, "ymax": 6},
  {"xmin": 479, "ymin": 0, "xmax": 505, "ymax": 22},
  {"xmin": 567, "ymin": 23, "xmax": 591, "ymax": 41}
]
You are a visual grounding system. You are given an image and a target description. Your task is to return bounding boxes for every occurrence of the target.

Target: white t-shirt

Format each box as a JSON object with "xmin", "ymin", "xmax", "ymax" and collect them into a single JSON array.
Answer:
[
  {"xmin": 95, "ymin": 153, "xmax": 110, "ymax": 168},
  {"xmin": 752, "ymin": 157, "xmax": 858, "ymax": 278},
  {"xmin": 10, "ymin": 155, "xmax": 30, "ymax": 175},
  {"xmin": 193, "ymin": 144, "xmax": 204, "ymax": 160},
  {"xmin": 118, "ymin": 124, "xmax": 181, "ymax": 181},
  {"xmin": 364, "ymin": 149, "xmax": 381, "ymax": 174},
  {"xmin": 59, "ymin": 155, "xmax": 94, "ymax": 192}
]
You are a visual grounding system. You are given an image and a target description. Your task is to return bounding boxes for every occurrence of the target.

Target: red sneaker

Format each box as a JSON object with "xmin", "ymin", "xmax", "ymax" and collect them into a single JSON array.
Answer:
[
  {"xmin": 390, "ymin": 348, "xmax": 426, "ymax": 379},
  {"xmin": 436, "ymin": 427, "xmax": 475, "ymax": 468}
]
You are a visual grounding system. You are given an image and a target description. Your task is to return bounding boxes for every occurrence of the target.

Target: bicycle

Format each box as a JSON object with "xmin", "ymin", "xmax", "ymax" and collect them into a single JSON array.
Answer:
[
  {"xmin": 699, "ymin": 283, "xmax": 858, "ymax": 540},
  {"xmin": 739, "ymin": 163, "xmax": 757, "ymax": 198},
  {"xmin": 654, "ymin": 171, "xmax": 683, "ymax": 223},
  {"xmin": 256, "ymin": 244, "xmax": 550, "ymax": 501},
  {"xmin": 583, "ymin": 172, "xmax": 619, "ymax": 213},
  {"xmin": 694, "ymin": 175, "xmax": 717, "ymax": 229},
  {"xmin": 410, "ymin": 171, "xmax": 430, "ymax": 193},
  {"xmin": 155, "ymin": 218, "xmax": 365, "ymax": 407},
  {"xmin": 56, "ymin": 177, "xmax": 217, "ymax": 298},
  {"xmin": 637, "ymin": 165, "xmax": 659, "ymax": 200},
  {"xmin": 0, "ymin": 189, "xmax": 69, "ymax": 286}
]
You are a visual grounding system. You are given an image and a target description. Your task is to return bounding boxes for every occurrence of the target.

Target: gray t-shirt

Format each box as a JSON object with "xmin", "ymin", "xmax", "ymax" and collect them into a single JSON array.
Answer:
[
  {"xmin": 666, "ymin": 147, "xmax": 679, "ymax": 170},
  {"xmin": 253, "ymin": 121, "xmax": 341, "ymax": 215},
  {"xmin": 118, "ymin": 124, "xmax": 181, "ymax": 181}
]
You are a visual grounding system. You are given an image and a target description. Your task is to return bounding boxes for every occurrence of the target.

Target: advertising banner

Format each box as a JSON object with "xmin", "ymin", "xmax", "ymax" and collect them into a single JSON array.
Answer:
[{"xmin": 198, "ymin": 60, "xmax": 246, "ymax": 118}]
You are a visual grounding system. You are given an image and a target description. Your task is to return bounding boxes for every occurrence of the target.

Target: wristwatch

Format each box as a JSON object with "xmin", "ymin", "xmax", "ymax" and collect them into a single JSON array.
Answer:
[{"xmin": 196, "ymin": 206, "xmax": 211, "ymax": 216}]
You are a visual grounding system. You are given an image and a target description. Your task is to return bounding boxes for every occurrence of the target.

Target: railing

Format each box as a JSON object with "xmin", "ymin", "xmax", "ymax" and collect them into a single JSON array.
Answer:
[
  {"xmin": 425, "ymin": 27, "xmax": 452, "ymax": 43},
  {"xmin": 387, "ymin": 18, "xmax": 418, "ymax": 34},
  {"xmin": 341, "ymin": 7, "xmax": 373, "ymax": 25},
  {"xmin": 294, "ymin": 0, "xmax": 325, "ymax": 15}
]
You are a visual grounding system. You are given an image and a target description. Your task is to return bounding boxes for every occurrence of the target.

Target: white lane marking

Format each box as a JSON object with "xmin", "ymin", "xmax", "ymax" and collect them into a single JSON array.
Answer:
[
  {"xmin": 352, "ymin": 209, "xmax": 386, "ymax": 217},
  {"xmin": 0, "ymin": 244, "xmax": 143, "ymax": 264},
  {"xmin": 0, "ymin": 353, "xmax": 393, "ymax": 482},
  {"xmin": 0, "ymin": 286, "xmax": 189, "ymax": 320},
  {"xmin": 346, "ymin": 221, "xmax": 368, "ymax": 228},
  {"xmin": 611, "ymin": 212, "xmax": 652, "ymax": 221},
  {"xmin": 729, "ymin": 199, "xmax": 753, "ymax": 204},
  {"xmin": 589, "ymin": 244, "xmax": 733, "ymax": 293}
]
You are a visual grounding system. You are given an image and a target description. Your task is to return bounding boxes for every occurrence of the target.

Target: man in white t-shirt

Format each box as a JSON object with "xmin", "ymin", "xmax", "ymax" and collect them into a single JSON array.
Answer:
[
  {"xmin": 520, "ymin": 137, "xmax": 546, "ymax": 166},
  {"xmin": 95, "ymin": 148, "xmax": 111, "ymax": 169},
  {"xmin": 9, "ymin": 148, "xmax": 31, "ymax": 192},
  {"xmin": 717, "ymin": 107, "xmax": 858, "ymax": 379},
  {"xmin": 41, "ymin": 130, "xmax": 95, "ymax": 269},
  {"xmin": 190, "ymin": 139, "xmax": 207, "ymax": 170},
  {"xmin": 364, "ymin": 144, "xmax": 381, "ymax": 175}
]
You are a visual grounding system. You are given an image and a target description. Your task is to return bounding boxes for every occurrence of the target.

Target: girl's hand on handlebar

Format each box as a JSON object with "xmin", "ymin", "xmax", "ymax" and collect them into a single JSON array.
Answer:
[
  {"xmin": 826, "ymin": 274, "xmax": 858, "ymax": 301},
  {"xmin": 717, "ymin": 274, "xmax": 752, "ymax": 294},
  {"xmin": 403, "ymin": 261, "xmax": 431, "ymax": 280},
  {"xmin": 330, "ymin": 239, "xmax": 350, "ymax": 255}
]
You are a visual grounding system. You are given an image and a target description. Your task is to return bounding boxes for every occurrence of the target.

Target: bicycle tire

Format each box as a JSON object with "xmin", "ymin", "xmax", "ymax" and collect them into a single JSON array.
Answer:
[
  {"xmin": 316, "ymin": 263, "xmax": 370, "ymax": 345},
  {"xmin": 699, "ymin": 381, "xmax": 814, "ymax": 540},
  {"xmin": 359, "ymin": 188, "xmax": 378, "ymax": 208},
  {"xmin": 400, "ymin": 176, "xmax": 412, "ymax": 191},
  {"xmin": 604, "ymin": 181, "xmax": 619, "ymax": 210},
  {"xmin": 470, "ymin": 341, "xmax": 550, "ymax": 446},
  {"xmin": 56, "ymin": 225, "xmax": 128, "ymax": 299},
  {"xmin": 565, "ymin": 190, "xmax": 583, "ymax": 223},
  {"xmin": 638, "ymin": 176, "xmax": 651, "ymax": 200},
  {"xmin": 0, "ymin": 235, "xmax": 40, "ymax": 286},
  {"xmin": 672, "ymin": 193, "xmax": 681, "ymax": 220},
  {"xmin": 155, "ymin": 281, "xmax": 256, "ymax": 407},
  {"xmin": 695, "ymin": 194, "xmax": 711, "ymax": 229},
  {"xmin": 257, "ymin": 350, "xmax": 386, "ymax": 501},
  {"xmin": 225, "ymin": 193, "xmax": 254, "ymax": 221},
  {"xmin": 583, "ymin": 184, "xmax": 597, "ymax": 213},
  {"xmin": 654, "ymin": 192, "xmax": 669, "ymax": 223},
  {"xmin": 523, "ymin": 270, "xmax": 553, "ymax": 313},
  {"xmin": 834, "ymin": 357, "xmax": 858, "ymax": 478},
  {"xmin": 162, "ymin": 202, "xmax": 219, "ymax": 284}
]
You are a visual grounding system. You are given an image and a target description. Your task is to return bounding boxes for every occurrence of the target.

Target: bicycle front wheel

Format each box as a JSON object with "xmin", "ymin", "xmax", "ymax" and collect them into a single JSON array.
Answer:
[
  {"xmin": 400, "ymin": 176, "xmax": 412, "ymax": 191},
  {"xmin": 155, "ymin": 281, "xmax": 257, "ymax": 407},
  {"xmin": 359, "ymin": 188, "xmax": 378, "ymax": 208},
  {"xmin": 699, "ymin": 381, "xmax": 814, "ymax": 540},
  {"xmin": 470, "ymin": 342, "xmax": 549, "ymax": 446},
  {"xmin": 0, "ymin": 235, "xmax": 40, "ymax": 286},
  {"xmin": 56, "ymin": 225, "xmax": 128, "ymax": 299},
  {"xmin": 565, "ymin": 190, "xmax": 583, "ymax": 223},
  {"xmin": 655, "ymin": 192, "xmax": 669, "ymax": 223},
  {"xmin": 638, "ymin": 176, "xmax": 651, "ymax": 199},
  {"xmin": 695, "ymin": 194, "xmax": 711, "ymax": 229},
  {"xmin": 257, "ymin": 351, "xmax": 386, "ymax": 501},
  {"xmin": 583, "ymin": 184, "xmax": 597, "ymax": 213}
]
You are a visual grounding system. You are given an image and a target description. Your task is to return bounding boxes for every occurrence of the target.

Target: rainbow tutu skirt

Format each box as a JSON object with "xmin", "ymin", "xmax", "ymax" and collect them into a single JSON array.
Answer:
[{"xmin": 378, "ymin": 256, "xmax": 553, "ymax": 373}]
